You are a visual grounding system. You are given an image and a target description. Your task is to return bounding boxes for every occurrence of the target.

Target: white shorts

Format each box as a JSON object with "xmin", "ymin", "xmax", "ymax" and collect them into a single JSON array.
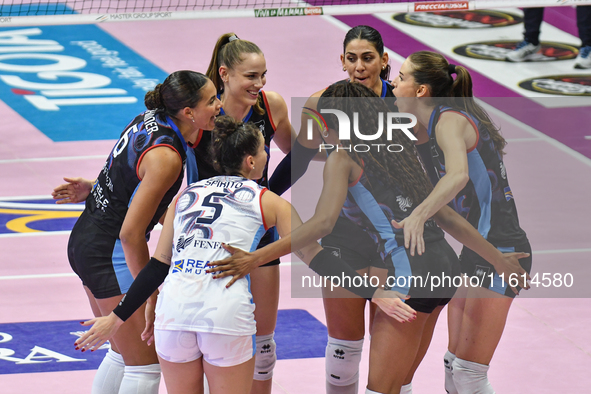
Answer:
[{"xmin": 154, "ymin": 329, "xmax": 255, "ymax": 367}]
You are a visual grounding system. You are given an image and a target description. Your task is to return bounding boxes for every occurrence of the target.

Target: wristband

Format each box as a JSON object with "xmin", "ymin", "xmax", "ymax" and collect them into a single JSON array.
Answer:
[{"xmin": 113, "ymin": 257, "xmax": 169, "ymax": 322}]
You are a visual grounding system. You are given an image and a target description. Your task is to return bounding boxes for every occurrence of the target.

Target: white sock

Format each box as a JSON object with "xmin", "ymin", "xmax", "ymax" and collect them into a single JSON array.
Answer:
[
  {"xmin": 452, "ymin": 357, "xmax": 495, "ymax": 394},
  {"xmin": 92, "ymin": 348, "xmax": 125, "ymax": 394},
  {"xmin": 400, "ymin": 382, "xmax": 413, "ymax": 394},
  {"xmin": 444, "ymin": 350, "xmax": 458, "ymax": 394},
  {"xmin": 204, "ymin": 373, "xmax": 210, "ymax": 394},
  {"xmin": 119, "ymin": 363, "xmax": 161, "ymax": 394}
]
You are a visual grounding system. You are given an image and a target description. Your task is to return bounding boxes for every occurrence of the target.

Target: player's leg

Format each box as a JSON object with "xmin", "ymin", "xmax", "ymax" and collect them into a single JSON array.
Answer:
[
  {"xmin": 367, "ymin": 308, "xmax": 430, "ymax": 393},
  {"xmin": 83, "ymin": 286, "xmax": 126, "ymax": 394},
  {"xmin": 249, "ymin": 263, "xmax": 280, "ymax": 394},
  {"xmin": 452, "ymin": 288, "xmax": 513, "ymax": 394},
  {"xmin": 95, "ymin": 296, "xmax": 160, "ymax": 394},
  {"xmin": 154, "ymin": 329, "xmax": 205, "ymax": 394},
  {"xmin": 202, "ymin": 333, "xmax": 256, "ymax": 394}
]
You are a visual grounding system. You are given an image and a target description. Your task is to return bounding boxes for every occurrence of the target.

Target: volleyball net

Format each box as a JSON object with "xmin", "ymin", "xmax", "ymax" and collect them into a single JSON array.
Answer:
[{"xmin": 1, "ymin": 0, "xmax": 591, "ymax": 26}]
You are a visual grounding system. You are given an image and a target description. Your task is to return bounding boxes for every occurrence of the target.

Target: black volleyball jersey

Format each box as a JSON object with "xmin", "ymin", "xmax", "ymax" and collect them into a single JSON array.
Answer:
[
  {"xmin": 340, "ymin": 170, "xmax": 444, "ymax": 260},
  {"xmin": 188, "ymin": 91, "xmax": 276, "ymax": 186},
  {"xmin": 86, "ymin": 110, "xmax": 187, "ymax": 238},
  {"xmin": 423, "ymin": 106, "xmax": 527, "ymax": 246}
]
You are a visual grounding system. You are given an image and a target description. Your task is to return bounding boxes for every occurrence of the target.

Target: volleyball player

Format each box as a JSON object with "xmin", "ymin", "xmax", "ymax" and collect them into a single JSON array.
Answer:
[
  {"xmin": 392, "ymin": 51, "xmax": 532, "ymax": 394},
  {"xmin": 208, "ymin": 82, "xmax": 529, "ymax": 394},
  {"xmin": 73, "ymin": 115, "xmax": 414, "ymax": 393},
  {"xmin": 266, "ymin": 25, "xmax": 402, "ymax": 394},
  {"xmin": 52, "ymin": 71, "xmax": 222, "ymax": 394},
  {"xmin": 184, "ymin": 32, "xmax": 294, "ymax": 394}
]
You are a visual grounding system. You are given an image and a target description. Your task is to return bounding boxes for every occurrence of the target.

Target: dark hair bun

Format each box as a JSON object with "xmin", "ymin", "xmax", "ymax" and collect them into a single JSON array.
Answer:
[
  {"xmin": 144, "ymin": 84, "xmax": 163, "ymax": 110},
  {"xmin": 211, "ymin": 115, "xmax": 261, "ymax": 176}
]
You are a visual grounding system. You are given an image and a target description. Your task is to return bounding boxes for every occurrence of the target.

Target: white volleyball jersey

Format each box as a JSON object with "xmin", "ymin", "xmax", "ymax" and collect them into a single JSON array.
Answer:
[{"xmin": 154, "ymin": 176, "xmax": 268, "ymax": 336}]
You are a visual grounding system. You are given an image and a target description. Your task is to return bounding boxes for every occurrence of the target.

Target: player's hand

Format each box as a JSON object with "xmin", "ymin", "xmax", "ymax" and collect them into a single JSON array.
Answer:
[
  {"xmin": 391, "ymin": 213, "xmax": 426, "ymax": 256},
  {"xmin": 52, "ymin": 177, "xmax": 93, "ymax": 204},
  {"xmin": 75, "ymin": 313, "xmax": 123, "ymax": 352},
  {"xmin": 141, "ymin": 297, "xmax": 157, "ymax": 346},
  {"xmin": 206, "ymin": 243, "xmax": 259, "ymax": 288},
  {"xmin": 493, "ymin": 252, "xmax": 531, "ymax": 294},
  {"xmin": 371, "ymin": 288, "xmax": 417, "ymax": 323}
]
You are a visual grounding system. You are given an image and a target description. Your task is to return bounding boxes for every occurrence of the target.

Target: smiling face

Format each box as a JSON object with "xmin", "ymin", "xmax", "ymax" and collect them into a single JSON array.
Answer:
[
  {"xmin": 191, "ymin": 80, "xmax": 222, "ymax": 131},
  {"xmin": 222, "ymin": 52, "xmax": 267, "ymax": 107},
  {"xmin": 341, "ymin": 38, "xmax": 387, "ymax": 95}
]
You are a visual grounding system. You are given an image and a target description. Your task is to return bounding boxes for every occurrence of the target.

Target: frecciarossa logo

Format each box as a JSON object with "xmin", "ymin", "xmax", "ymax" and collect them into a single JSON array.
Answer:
[
  {"xmin": 393, "ymin": 10, "xmax": 523, "ymax": 28},
  {"xmin": 414, "ymin": 1, "xmax": 469, "ymax": 11},
  {"xmin": 0, "ymin": 24, "xmax": 167, "ymax": 142}
]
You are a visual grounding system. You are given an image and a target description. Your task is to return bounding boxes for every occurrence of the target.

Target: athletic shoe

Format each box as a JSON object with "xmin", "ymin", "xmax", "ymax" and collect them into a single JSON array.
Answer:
[
  {"xmin": 506, "ymin": 41, "xmax": 541, "ymax": 62},
  {"xmin": 574, "ymin": 46, "xmax": 591, "ymax": 69}
]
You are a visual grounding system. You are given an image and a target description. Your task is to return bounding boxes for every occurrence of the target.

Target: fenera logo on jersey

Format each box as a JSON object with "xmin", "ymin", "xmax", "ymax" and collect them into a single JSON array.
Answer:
[
  {"xmin": 453, "ymin": 41, "xmax": 578, "ymax": 62},
  {"xmin": 393, "ymin": 9, "xmax": 522, "ymax": 28},
  {"xmin": 518, "ymin": 74, "xmax": 591, "ymax": 96}
]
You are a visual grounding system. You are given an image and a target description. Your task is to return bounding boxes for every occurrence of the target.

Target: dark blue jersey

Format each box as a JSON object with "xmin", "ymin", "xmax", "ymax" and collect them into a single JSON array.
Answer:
[
  {"xmin": 341, "ymin": 171, "xmax": 444, "ymax": 260},
  {"xmin": 86, "ymin": 110, "xmax": 187, "ymax": 238},
  {"xmin": 423, "ymin": 106, "xmax": 528, "ymax": 246}
]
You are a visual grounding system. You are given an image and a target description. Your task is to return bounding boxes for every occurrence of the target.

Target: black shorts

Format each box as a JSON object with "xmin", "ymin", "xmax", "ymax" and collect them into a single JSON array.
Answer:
[
  {"xmin": 257, "ymin": 227, "xmax": 280, "ymax": 267},
  {"xmin": 385, "ymin": 239, "xmax": 461, "ymax": 314},
  {"xmin": 321, "ymin": 216, "xmax": 387, "ymax": 271},
  {"xmin": 459, "ymin": 240, "xmax": 532, "ymax": 298},
  {"xmin": 68, "ymin": 211, "xmax": 134, "ymax": 299}
]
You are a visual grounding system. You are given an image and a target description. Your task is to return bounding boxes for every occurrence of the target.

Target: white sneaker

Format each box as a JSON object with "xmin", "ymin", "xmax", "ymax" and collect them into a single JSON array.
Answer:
[
  {"xmin": 506, "ymin": 41, "xmax": 541, "ymax": 62},
  {"xmin": 574, "ymin": 46, "xmax": 591, "ymax": 69}
]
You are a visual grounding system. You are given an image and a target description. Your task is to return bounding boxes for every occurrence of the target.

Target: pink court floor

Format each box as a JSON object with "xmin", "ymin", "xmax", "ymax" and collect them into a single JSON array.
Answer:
[{"xmin": 1, "ymin": 6, "xmax": 591, "ymax": 393}]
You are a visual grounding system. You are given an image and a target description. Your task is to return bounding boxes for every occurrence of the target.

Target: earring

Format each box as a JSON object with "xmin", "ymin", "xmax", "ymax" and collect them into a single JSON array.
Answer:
[
  {"xmin": 382, "ymin": 65, "xmax": 385, "ymax": 70},
  {"xmin": 191, "ymin": 118, "xmax": 195, "ymax": 123},
  {"xmin": 343, "ymin": 67, "xmax": 346, "ymax": 71},
  {"xmin": 252, "ymin": 165, "xmax": 255, "ymax": 170}
]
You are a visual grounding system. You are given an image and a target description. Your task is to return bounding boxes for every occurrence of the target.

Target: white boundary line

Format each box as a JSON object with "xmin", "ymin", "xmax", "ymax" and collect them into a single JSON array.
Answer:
[
  {"xmin": 0, "ymin": 230, "xmax": 73, "ymax": 238},
  {"xmin": 478, "ymin": 100, "xmax": 591, "ymax": 169},
  {"xmin": 0, "ymin": 155, "xmax": 106, "ymax": 164},
  {"xmin": 0, "ymin": 273, "xmax": 77, "ymax": 280},
  {"xmin": 1, "ymin": 247, "xmax": 590, "ymax": 280}
]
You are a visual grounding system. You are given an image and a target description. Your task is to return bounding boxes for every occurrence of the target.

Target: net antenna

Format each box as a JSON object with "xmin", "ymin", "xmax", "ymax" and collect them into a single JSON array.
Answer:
[{"xmin": 1, "ymin": 0, "xmax": 591, "ymax": 27}]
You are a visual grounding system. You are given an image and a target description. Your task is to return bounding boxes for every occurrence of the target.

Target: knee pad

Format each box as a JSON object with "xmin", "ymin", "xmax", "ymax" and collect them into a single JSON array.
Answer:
[
  {"xmin": 400, "ymin": 382, "xmax": 413, "ymax": 394},
  {"xmin": 254, "ymin": 333, "xmax": 276, "ymax": 381},
  {"xmin": 325, "ymin": 337, "xmax": 364, "ymax": 387},
  {"xmin": 452, "ymin": 357, "xmax": 495, "ymax": 394},
  {"xmin": 119, "ymin": 363, "xmax": 161, "ymax": 394},
  {"xmin": 444, "ymin": 350, "xmax": 458, "ymax": 394},
  {"xmin": 92, "ymin": 348, "xmax": 125, "ymax": 394}
]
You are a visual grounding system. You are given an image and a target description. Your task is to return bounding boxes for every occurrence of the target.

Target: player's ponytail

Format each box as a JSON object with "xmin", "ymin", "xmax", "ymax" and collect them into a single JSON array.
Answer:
[
  {"xmin": 409, "ymin": 51, "xmax": 507, "ymax": 155},
  {"xmin": 211, "ymin": 115, "xmax": 262, "ymax": 176},
  {"xmin": 319, "ymin": 82, "xmax": 432, "ymax": 205},
  {"xmin": 206, "ymin": 33, "xmax": 266, "ymax": 115}
]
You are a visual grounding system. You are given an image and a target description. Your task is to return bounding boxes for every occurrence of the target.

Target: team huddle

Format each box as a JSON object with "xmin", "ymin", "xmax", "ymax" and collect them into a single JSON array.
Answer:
[{"xmin": 52, "ymin": 26, "xmax": 532, "ymax": 394}]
